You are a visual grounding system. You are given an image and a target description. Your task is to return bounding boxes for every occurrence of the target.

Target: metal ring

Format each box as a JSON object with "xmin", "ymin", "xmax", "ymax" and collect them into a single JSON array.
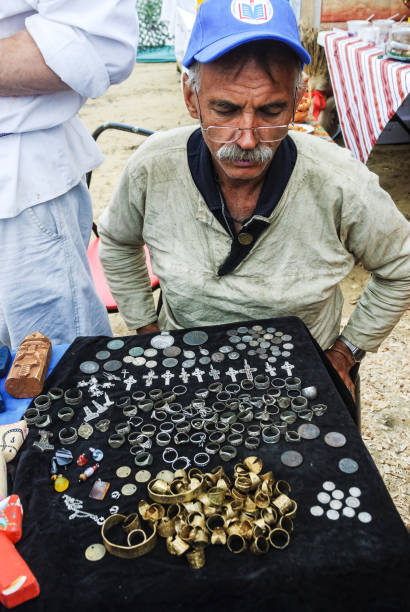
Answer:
[
  {"xmin": 166, "ymin": 402, "xmax": 183, "ymax": 414},
  {"xmin": 47, "ymin": 387, "xmax": 64, "ymax": 401},
  {"xmin": 277, "ymin": 397, "xmax": 291, "ymax": 410},
  {"xmin": 133, "ymin": 434, "xmax": 152, "ymax": 449},
  {"xmin": 138, "ymin": 399, "xmax": 154, "ymax": 413},
  {"xmin": 175, "ymin": 421, "xmax": 191, "ymax": 434},
  {"xmin": 244, "ymin": 436, "xmax": 260, "ymax": 450},
  {"xmin": 254, "ymin": 375, "xmax": 270, "ymax": 389},
  {"xmin": 132, "ymin": 390, "xmax": 146, "ymax": 402},
  {"xmin": 154, "ymin": 399, "xmax": 168, "ymax": 411},
  {"xmin": 205, "ymin": 442, "xmax": 220, "ymax": 455},
  {"xmin": 291, "ymin": 396, "xmax": 308, "ymax": 412},
  {"xmin": 162, "ymin": 391, "xmax": 176, "ymax": 403},
  {"xmin": 24, "ymin": 408, "xmax": 40, "ymax": 425},
  {"xmin": 34, "ymin": 395, "xmax": 51, "ymax": 411},
  {"xmin": 115, "ymin": 421, "xmax": 131, "ymax": 436},
  {"xmin": 287, "ymin": 389, "xmax": 300, "ymax": 398},
  {"xmin": 152, "ymin": 410, "xmax": 167, "ymax": 422},
  {"xmin": 190, "ymin": 432, "xmax": 206, "ymax": 446},
  {"xmin": 220, "ymin": 411, "xmax": 237, "ymax": 425},
  {"xmin": 195, "ymin": 388, "xmax": 209, "ymax": 399},
  {"xmin": 194, "ymin": 452, "xmax": 210, "ymax": 467},
  {"xmin": 219, "ymin": 445, "xmax": 237, "ymax": 462},
  {"xmin": 171, "ymin": 413, "xmax": 185, "ymax": 424},
  {"xmin": 159, "ymin": 421, "xmax": 175, "ymax": 434},
  {"xmin": 285, "ymin": 430, "xmax": 301, "ymax": 442},
  {"xmin": 35, "ymin": 413, "xmax": 52, "ymax": 428},
  {"xmin": 240, "ymin": 379, "xmax": 254, "ymax": 390},
  {"xmin": 57, "ymin": 406, "xmax": 74, "ymax": 422},
  {"xmin": 134, "ymin": 451, "xmax": 153, "ymax": 467},
  {"xmin": 172, "ymin": 385, "xmax": 187, "ymax": 396},
  {"xmin": 59, "ymin": 427, "xmax": 78, "ymax": 445},
  {"xmin": 209, "ymin": 431, "xmax": 225, "ymax": 444},
  {"xmin": 271, "ymin": 378, "xmax": 286, "ymax": 389},
  {"xmin": 128, "ymin": 415, "xmax": 143, "ymax": 429},
  {"xmin": 227, "ymin": 433, "xmax": 243, "ymax": 447},
  {"xmin": 208, "ymin": 382, "xmax": 223, "ymax": 393},
  {"xmin": 174, "ymin": 432, "xmax": 189, "ymax": 445},
  {"xmin": 215, "ymin": 421, "xmax": 229, "ymax": 432},
  {"xmin": 216, "ymin": 391, "xmax": 231, "ymax": 402},
  {"xmin": 238, "ymin": 409, "xmax": 253, "ymax": 423},
  {"xmin": 162, "ymin": 447, "xmax": 178, "ymax": 463},
  {"xmin": 172, "ymin": 456, "xmax": 191, "ymax": 471},
  {"xmin": 298, "ymin": 409, "xmax": 313, "ymax": 421},
  {"xmin": 116, "ymin": 396, "xmax": 131, "ymax": 408},
  {"xmin": 225, "ymin": 384, "xmax": 240, "ymax": 396},
  {"xmin": 285, "ymin": 377, "xmax": 301, "ymax": 390},
  {"xmin": 230, "ymin": 422, "xmax": 245, "ymax": 434},
  {"xmin": 312, "ymin": 403, "xmax": 327, "ymax": 416},
  {"xmin": 141, "ymin": 423, "xmax": 157, "ymax": 437},
  {"xmin": 156, "ymin": 432, "xmax": 171, "ymax": 447},
  {"xmin": 191, "ymin": 418, "xmax": 204, "ymax": 431},
  {"xmin": 211, "ymin": 401, "xmax": 226, "ymax": 414},
  {"xmin": 108, "ymin": 433, "xmax": 126, "ymax": 448},
  {"xmin": 123, "ymin": 404, "xmax": 138, "ymax": 418},
  {"xmin": 149, "ymin": 389, "xmax": 162, "ymax": 400},
  {"xmin": 64, "ymin": 389, "xmax": 82, "ymax": 406},
  {"xmin": 261, "ymin": 425, "xmax": 280, "ymax": 444},
  {"xmin": 247, "ymin": 424, "xmax": 261, "ymax": 437}
]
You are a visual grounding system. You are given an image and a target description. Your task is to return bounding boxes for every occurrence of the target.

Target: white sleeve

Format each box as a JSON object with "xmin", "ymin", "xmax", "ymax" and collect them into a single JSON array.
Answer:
[{"xmin": 25, "ymin": 0, "xmax": 138, "ymax": 98}]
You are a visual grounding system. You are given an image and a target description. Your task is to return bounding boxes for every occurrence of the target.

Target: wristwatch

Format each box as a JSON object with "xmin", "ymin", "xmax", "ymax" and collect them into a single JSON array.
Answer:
[{"xmin": 337, "ymin": 336, "xmax": 366, "ymax": 362}]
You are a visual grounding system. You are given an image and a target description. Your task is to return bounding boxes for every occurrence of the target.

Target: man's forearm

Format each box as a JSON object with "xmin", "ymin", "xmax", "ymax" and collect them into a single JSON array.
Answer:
[{"xmin": 0, "ymin": 29, "xmax": 69, "ymax": 96}]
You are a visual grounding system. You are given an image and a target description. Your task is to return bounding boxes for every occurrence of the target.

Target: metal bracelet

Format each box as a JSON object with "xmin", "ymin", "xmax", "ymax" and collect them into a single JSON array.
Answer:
[{"xmin": 64, "ymin": 389, "xmax": 82, "ymax": 406}]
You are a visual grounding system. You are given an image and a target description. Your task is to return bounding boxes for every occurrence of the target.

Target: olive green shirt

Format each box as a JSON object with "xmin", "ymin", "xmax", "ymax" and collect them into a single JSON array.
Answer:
[{"xmin": 99, "ymin": 126, "xmax": 410, "ymax": 351}]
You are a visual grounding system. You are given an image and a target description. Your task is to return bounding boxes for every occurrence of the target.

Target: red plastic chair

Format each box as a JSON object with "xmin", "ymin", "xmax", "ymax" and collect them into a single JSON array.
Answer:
[{"xmin": 86, "ymin": 123, "xmax": 160, "ymax": 314}]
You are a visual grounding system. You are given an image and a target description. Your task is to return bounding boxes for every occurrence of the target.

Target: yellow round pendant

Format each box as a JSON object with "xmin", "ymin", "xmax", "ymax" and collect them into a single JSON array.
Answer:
[
  {"xmin": 238, "ymin": 232, "xmax": 253, "ymax": 245},
  {"xmin": 54, "ymin": 475, "xmax": 69, "ymax": 492}
]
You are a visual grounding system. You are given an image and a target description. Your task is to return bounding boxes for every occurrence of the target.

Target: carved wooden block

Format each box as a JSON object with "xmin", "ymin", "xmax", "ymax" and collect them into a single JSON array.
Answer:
[{"xmin": 5, "ymin": 332, "xmax": 52, "ymax": 399}]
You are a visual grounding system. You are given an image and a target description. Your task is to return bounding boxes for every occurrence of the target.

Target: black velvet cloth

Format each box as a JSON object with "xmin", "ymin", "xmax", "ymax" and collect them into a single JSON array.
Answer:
[{"xmin": 7, "ymin": 317, "xmax": 409, "ymax": 612}]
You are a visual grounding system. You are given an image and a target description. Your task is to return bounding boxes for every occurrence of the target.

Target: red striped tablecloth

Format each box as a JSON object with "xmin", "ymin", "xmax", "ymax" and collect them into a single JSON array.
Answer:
[{"xmin": 324, "ymin": 32, "xmax": 410, "ymax": 163}]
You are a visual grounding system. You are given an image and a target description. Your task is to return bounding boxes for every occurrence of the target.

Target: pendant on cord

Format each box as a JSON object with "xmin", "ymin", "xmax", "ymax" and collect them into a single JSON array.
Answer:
[{"xmin": 238, "ymin": 232, "xmax": 253, "ymax": 245}]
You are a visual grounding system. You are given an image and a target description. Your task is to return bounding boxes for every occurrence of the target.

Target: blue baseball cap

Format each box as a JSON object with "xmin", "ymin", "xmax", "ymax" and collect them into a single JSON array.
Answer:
[{"xmin": 183, "ymin": 0, "xmax": 310, "ymax": 68}]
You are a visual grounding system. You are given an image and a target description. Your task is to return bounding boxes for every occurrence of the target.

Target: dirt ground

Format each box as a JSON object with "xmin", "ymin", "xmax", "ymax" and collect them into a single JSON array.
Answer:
[{"xmin": 79, "ymin": 63, "xmax": 410, "ymax": 527}]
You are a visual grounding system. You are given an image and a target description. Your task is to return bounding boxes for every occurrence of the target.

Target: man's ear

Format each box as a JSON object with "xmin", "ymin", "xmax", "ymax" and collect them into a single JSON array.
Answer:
[
  {"xmin": 182, "ymin": 73, "xmax": 199, "ymax": 119},
  {"xmin": 295, "ymin": 71, "xmax": 308, "ymax": 107}
]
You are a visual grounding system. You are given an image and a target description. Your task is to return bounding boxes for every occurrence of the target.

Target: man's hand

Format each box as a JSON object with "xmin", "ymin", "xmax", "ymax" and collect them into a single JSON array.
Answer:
[
  {"xmin": 136, "ymin": 322, "xmax": 160, "ymax": 335},
  {"xmin": 325, "ymin": 340, "xmax": 356, "ymax": 400},
  {"xmin": 0, "ymin": 29, "xmax": 69, "ymax": 96}
]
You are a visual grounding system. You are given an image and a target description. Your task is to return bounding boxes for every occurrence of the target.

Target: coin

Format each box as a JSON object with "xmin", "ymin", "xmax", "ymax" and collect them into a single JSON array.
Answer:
[
  {"xmin": 151, "ymin": 334, "xmax": 175, "ymax": 349},
  {"xmin": 281, "ymin": 351, "xmax": 291, "ymax": 358},
  {"xmin": 342, "ymin": 507, "xmax": 356, "ymax": 518},
  {"xmin": 182, "ymin": 359, "xmax": 196, "ymax": 368},
  {"xmin": 229, "ymin": 335, "xmax": 241, "ymax": 344},
  {"xmin": 298, "ymin": 424, "xmax": 321, "ymax": 440},
  {"xmin": 183, "ymin": 330, "xmax": 208, "ymax": 346},
  {"xmin": 132, "ymin": 357, "xmax": 146, "ymax": 367},
  {"xmin": 135, "ymin": 470, "xmax": 151, "ymax": 483},
  {"xmin": 146, "ymin": 360, "xmax": 157, "ymax": 369},
  {"xmin": 326, "ymin": 509, "xmax": 340, "ymax": 520},
  {"xmin": 242, "ymin": 335, "xmax": 252, "ymax": 342},
  {"xmin": 96, "ymin": 350, "xmax": 110, "ymax": 360},
  {"xmin": 103, "ymin": 360, "xmax": 122, "ymax": 372},
  {"xmin": 156, "ymin": 469, "xmax": 174, "ymax": 483},
  {"xmin": 252, "ymin": 325, "xmax": 263, "ymax": 332},
  {"xmin": 226, "ymin": 329, "xmax": 237, "ymax": 336},
  {"xmin": 268, "ymin": 356, "xmax": 277, "ymax": 363},
  {"xmin": 345, "ymin": 496, "xmax": 360, "ymax": 509},
  {"xmin": 144, "ymin": 348, "xmax": 158, "ymax": 358},
  {"xmin": 338, "ymin": 458, "xmax": 359, "ymax": 473},
  {"xmin": 123, "ymin": 356, "xmax": 134, "ymax": 363},
  {"xmin": 317, "ymin": 492, "xmax": 331, "ymax": 504},
  {"xmin": 199, "ymin": 356, "xmax": 211, "ymax": 365},
  {"xmin": 162, "ymin": 357, "xmax": 178, "ymax": 368},
  {"xmin": 237, "ymin": 326, "xmax": 248, "ymax": 334},
  {"xmin": 263, "ymin": 333, "xmax": 273, "ymax": 340},
  {"xmin": 219, "ymin": 345, "xmax": 233, "ymax": 353},
  {"xmin": 236, "ymin": 343, "xmax": 246, "ymax": 351},
  {"xmin": 266, "ymin": 327, "xmax": 276, "ymax": 333},
  {"xmin": 163, "ymin": 346, "xmax": 181, "ymax": 357},
  {"xmin": 116, "ymin": 466, "xmax": 132, "ymax": 478},
  {"xmin": 259, "ymin": 341, "xmax": 270, "ymax": 349},
  {"xmin": 211, "ymin": 352, "xmax": 225, "ymax": 363},
  {"xmin": 129, "ymin": 346, "xmax": 144, "ymax": 357},
  {"xmin": 349, "ymin": 487, "xmax": 361, "ymax": 497},
  {"xmin": 80, "ymin": 361, "xmax": 99, "ymax": 374},
  {"xmin": 247, "ymin": 350, "xmax": 256, "ymax": 356},
  {"xmin": 228, "ymin": 352, "xmax": 240, "ymax": 360},
  {"xmin": 249, "ymin": 341, "xmax": 258, "ymax": 348},
  {"xmin": 258, "ymin": 353, "xmax": 268, "ymax": 360},
  {"xmin": 358, "ymin": 512, "xmax": 372, "ymax": 523},
  {"xmin": 283, "ymin": 343, "xmax": 294, "ymax": 350},
  {"xmin": 332, "ymin": 489, "xmax": 344, "ymax": 500},
  {"xmin": 107, "ymin": 339, "xmax": 125, "ymax": 350},
  {"xmin": 322, "ymin": 481, "xmax": 336, "ymax": 492},
  {"xmin": 78, "ymin": 423, "xmax": 93, "ymax": 439},
  {"xmin": 310, "ymin": 505, "xmax": 324, "ymax": 517},
  {"xmin": 274, "ymin": 331, "xmax": 283, "ymax": 337},
  {"xmin": 282, "ymin": 334, "xmax": 292, "ymax": 342},
  {"xmin": 280, "ymin": 450, "xmax": 303, "ymax": 467},
  {"xmin": 329, "ymin": 499, "xmax": 343, "ymax": 510},
  {"xmin": 121, "ymin": 483, "xmax": 137, "ymax": 496},
  {"xmin": 85, "ymin": 543, "xmax": 106, "ymax": 562},
  {"xmin": 324, "ymin": 432, "xmax": 347, "ymax": 448},
  {"xmin": 183, "ymin": 350, "xmax": 196, "ymax": 359},
  {"xmin": 199, "ymin": 348, "xmax": 209, "ymax": 356}
]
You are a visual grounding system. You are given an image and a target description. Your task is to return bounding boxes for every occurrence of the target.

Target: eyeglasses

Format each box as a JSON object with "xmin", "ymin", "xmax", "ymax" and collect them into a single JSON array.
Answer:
[{"xmin": 194, "ymin": 88, "xmax": 294, "ymax": 144}]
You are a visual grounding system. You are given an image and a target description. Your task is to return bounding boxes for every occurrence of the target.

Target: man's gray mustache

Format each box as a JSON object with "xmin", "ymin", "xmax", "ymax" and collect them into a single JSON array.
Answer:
[{"xmin": 216, "ymin": 143, "xmax": 273, "ymax": 164}]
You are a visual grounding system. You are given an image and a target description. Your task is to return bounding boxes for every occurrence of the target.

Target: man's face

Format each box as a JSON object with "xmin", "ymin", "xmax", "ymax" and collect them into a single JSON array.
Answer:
[{"xmin": 184, "ymin": 57, "xmax": 301, "ymax": 184}]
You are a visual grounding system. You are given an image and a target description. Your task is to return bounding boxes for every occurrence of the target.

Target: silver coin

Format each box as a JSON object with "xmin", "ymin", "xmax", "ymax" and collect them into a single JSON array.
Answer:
[
  {"xmin": 259, "ymin": 341, "xmax": 270, "ymax": 349},
  {"xmin": 280, "ymin": 450, "xmax": 303, "ymax": 467},
  {"xmin": 182, "ymin": 350, "xmax": 194, "ymax": 359},
  {"xmin": 298, "ymin": 423, "xmax": 321, "ymax": 440},
  {"xmin": 103, "ymin": 360, "xmax": 122, "ymax": 372},
  {"xmin": 282, "ymin": 343, "xmax": 294, "ymax": 350},
  {"xmin": 226, "ymin": 329, "xmax": 237, "ymax": 336},
  {"xmin": 274, "ymin": 331, "xmax": 283, "ymax": 337},
  {"xmin": 162, "ymin": 358, "xmax": 178, "ymax": 368},
  {"xmin": 258, "ymin": 353, "xmax": 268, "ymax": 360},
  {"xmin": 151, "ymin": 334, "xmax": 175, "ymax": 349},
  {"xmin": 129, "ymin": 347, "xmax": 144, "ymax": 357},
  {"xmin": 199, "ymin": 356, "xmax": 211, "ymax": 365},
  {"xmin": 121, "ymin": 483, "xmax": 137, "ymax": 496},
  {"xmin": 96, "ymin": 350, "xmax": 110, "ymax": 360},
  {"xmin": 146, "ymin": 360, "xmax": 157, "ymax": 369},
  {"xmin": 271, "ymin": 338, "xmax": 282, "ymax": 345},
  {"xmin": 219, "ymin": 345, "xmax": 233, "ymax": 354},
  {"xmin": 211, "ymin": 352, "xmax": 225, "ymax": 363},
  {"xmin": 144, "ymin": 348, "xmax": 158, "ymax": 358},
  {"xmin": 107, "ymin": 339, "xmax": 125, "ymax": 350},
  {"xmin": 310, "ymin": 505, "xmax": 324, "ymax": 517},
  {"xmin": 342, "ymin": 507, "xmax": 356, "ymax": 518},
  {"xmin": 228, "ymin": 352, "xmax": 240, "ymax": 360},
  {"xmin": 349, "ymin": 487, "xmax": 361, "ymax": 497},
  {"xmin": 358, "ymin": 512, "xmax": 372, "ymax": 524},
  {"xmin": 329, "ymin": 499, "xmax": 343, "ymax": 510},
  {"xmin": 123, "ymin": 357, "xmax": 134, "ymax": 368},
  {"xmin": 268, "ymin": 356, "xmax": 277, "ymax": 363},
  {"xmin": 132, "ymin": 357, "xmax": 146, "ymax": 367},
  {"xmin": 338, "ymin": 458, "xmax": 359, "ymax": 473},
  {"xmin": 163, "ymin": 346, "xmax": 181, "ymax": 357},
  {"xmin": 326, "ymin": 509, "xmax": 340, "ymax": 521},
  {"xmin": 324, "ymin": 432, "xmax": 347, "ymax": 448},
  {"xmin": 237, "ymin": 326, "xmax": 248, "ymax": 334},
  {"xmin": 242, "ymin": 335, "xmax": 252, "ymax": 342},
  {"xmin": 247, "ymin": 350, "xmax": 256, "ymax": 356},
  {"xmin": 322, "ymin": 481, "xmax": 336, "ymax": 492},
  {"xmin": 200, "ymin": 348, "xmax": 209, "ymax": 356},
  {"xmin": 229, "ymin": 335, "xmax": 241, "ymax": 344},
  {"xmin": 345, "ymin": 496, "xmax": 360, "ymax": 509},
  {"xmin": 281, "ymin": 351, "xmax": 291, "ymax": 358},
  {"xmin": 249, "ymin": 341, "xmax": 259, "ymax": 348},
  {"xmin": 332, "ymin": 489, "xmax": 344, "ymax": 500},
  {"xmin": 80, "ymin": 361, "xmax": 99, "ymax": 374},
  {"xmin": 266, "ymin": 327, "xmax": 276, "ymax": 333},
  {"xmin": 183, "ymin": 330, "xmax": 209, "ymax": 346},
  {"xmin": 282, "ymin": 334, "xmax": 292, "ymax": 342},
  {"xmin": 182, "ymin": 359, "xmax": 196, "ymax": 368},
  {"xmin": 317, "ymin": 492, "xmax": 331, "ymax": 504},
  {"xmin": 263, "ymin": 333, "xmax": 273, "ymax": 340},
  {"xmin": 236, "ymin": 343, "xmax": 247, "ymax": 351}
]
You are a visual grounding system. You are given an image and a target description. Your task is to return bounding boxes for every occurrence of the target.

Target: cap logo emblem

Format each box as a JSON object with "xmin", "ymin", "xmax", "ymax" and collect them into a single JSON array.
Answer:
[{"xmin": 231, "ymin": 0, "xmax": 273, "ymax": 24}]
